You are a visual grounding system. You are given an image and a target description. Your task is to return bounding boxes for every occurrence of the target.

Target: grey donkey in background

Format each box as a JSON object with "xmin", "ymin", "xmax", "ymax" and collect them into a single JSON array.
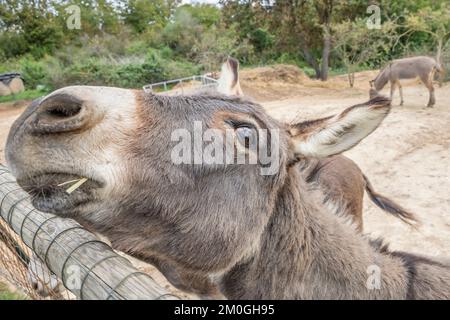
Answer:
[{"xmin": 369, "ymin": 56, "xmax": 444, "ymax": 107}]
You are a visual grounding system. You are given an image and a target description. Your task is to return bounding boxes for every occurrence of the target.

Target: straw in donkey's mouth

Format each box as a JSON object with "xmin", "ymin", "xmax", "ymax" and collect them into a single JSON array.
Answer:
[{"xmin": 57, "ymin": 178, "xmax": 88, "ymax": 194}]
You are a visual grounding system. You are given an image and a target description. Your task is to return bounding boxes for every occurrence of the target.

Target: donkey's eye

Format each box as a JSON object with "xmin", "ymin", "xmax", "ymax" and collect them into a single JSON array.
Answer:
[
  {"xmin": 236, "ymin": 125, "xmax": 257, "ymax": 149},
  {"xmin": 224, "ymin": 119, "xmax": 258, "ymax": 149}
]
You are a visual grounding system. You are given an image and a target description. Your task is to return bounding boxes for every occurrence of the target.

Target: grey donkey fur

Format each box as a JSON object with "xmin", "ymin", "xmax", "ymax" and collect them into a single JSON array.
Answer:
[
  {"xmin": 6, "ymin": 87, "xmax": 450, "ymax": 299},
  {"xmin": 369, "ymin": 56, "xmax": 444, "ymax": 107},
  {"xmin": 19, "ymin": 58, "xmax": 417, "ymax": 299}
]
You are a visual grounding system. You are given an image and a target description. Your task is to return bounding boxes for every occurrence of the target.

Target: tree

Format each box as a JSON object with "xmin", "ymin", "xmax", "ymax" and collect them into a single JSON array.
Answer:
[
  {"xmin": 162, "ymin": 4, "xmax": 250, "ymax": 70},
  {"xmin": 54, "ymin": 0, "xmax": 122, "ymax": 35},
  {"xmin": 181, "ymin": 3, "xmax": 221, "ymax": 27},
  {"xmin": 220, "ymin": 0, "xmax": 272, "ymax": 57},
  {"xmin": 162, "ymin": 5, "xmax": 205, "ymax": 56},
  {"xmin": 0, "ymin": 0, "xmax": 63, "ymax": 57},
  {"xmin": 269, "ymin": 0, "xmax": 318, "ymax": 78},
  {"xmin": 269, "ymin": 0, "xmax": 367, "ymax": 81},
  {"xmin": 121, "ymin": 0, "xmax": 180, "ymax": 33},
  {"xmin": 405, "ymin": 4, "xmax": 450, "ymax": 64},
  {"xmin": 332, "ymin": 18, "xmax": 398, "ymax": 87},
  {"xmin": 314, "ymin": 0, "xmax": 334, "ymax": 81}
]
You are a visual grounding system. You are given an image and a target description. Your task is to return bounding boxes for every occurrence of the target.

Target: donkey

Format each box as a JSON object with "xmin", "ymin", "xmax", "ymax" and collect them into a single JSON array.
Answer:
[
  {"xmin": 6, "ymin": 83, "xmax": 450, "ymax": 298},
  {"xmin": 369, "ymin": 56, "xmax": 444, "ymax": 107},
  {"xmin": 25, "ymin": 58, "xmax": 416, "ymax": 299}
]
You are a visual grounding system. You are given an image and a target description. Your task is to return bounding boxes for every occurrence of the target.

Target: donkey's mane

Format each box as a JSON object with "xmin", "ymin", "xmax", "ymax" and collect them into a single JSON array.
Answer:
[
  {"xmin": 372, "ymin": 63, "xmax": 390, "ymax": 82},
  {"xmin": 143, "ymin": 91, "xmax": 261, "ymax": 112}
]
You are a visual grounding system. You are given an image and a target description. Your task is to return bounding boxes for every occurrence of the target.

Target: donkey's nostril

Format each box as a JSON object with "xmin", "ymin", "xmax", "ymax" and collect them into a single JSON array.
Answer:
[
  {"xmin": 45, "ymin": 104, "xmax": 82, "ymax": 119},
  {"xmin": 29, "ymin": 93, "xmax": 91, "ymax": 135}
]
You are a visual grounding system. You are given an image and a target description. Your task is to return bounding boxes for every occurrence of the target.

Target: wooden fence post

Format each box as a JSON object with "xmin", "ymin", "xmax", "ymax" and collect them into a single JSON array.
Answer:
[{"xmin": 0, "ymin": 165, "xmax": 179, "ymax": 300}]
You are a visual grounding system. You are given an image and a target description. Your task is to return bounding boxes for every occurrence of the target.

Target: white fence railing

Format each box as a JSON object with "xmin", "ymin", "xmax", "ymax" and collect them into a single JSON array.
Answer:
[{"xmin": 143, "ymin": 75, "xmax": 218, "ymax": 95}]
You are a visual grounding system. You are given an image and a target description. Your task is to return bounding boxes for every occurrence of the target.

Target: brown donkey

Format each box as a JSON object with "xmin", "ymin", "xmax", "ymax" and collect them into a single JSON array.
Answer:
[
  {"xmin": 6, "ymin": 85, "xmax": 450, "ymax": 299},
  {"xmin": 369, "ymin": 56, "xmax": 444, "ymax": 107}
]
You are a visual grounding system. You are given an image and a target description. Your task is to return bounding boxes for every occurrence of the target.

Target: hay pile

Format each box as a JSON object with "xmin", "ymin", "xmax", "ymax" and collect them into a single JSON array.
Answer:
[
  {"xmin": 238, "ymin": 64, "xmax": 362, "ymax": 101},
  {"xmin": 238, "ymin": 65, "xmax": 307, "ymax": 101},
  {"xmin": 240, "ymin": 64, "xmax": 309, "ymax": 84}
]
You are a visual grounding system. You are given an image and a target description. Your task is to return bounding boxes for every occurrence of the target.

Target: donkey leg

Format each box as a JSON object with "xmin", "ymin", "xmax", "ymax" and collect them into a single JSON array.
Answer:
[
  {"xmin": 427, "ymin": 84, "xmax": 435, "ymax": 107},
  {"xmin": 390, "ymin": 81, "xmax": 397, "ymax": 104},
  {"xmin": 397, "ymin": 81, "xmax": 404, "ymax": 106},
  {"xmin": 420, "ymin": 75, "xmax": 436, "ymax": 107}
]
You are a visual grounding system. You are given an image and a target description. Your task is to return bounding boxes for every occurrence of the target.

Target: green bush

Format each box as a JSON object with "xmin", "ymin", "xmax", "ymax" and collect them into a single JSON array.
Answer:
[
  {"xmin": 165, "ymin": 60, "xmax": 201, "ymax": 80},
  {"xmin": 0, "ymin": 33, "xmax": 28, "ymax": 59},
  {"xmin": 22, "ymin": 46, "xmax": 202, "ymax": 89},
  {"xmin": 126, "ymin": 40, "xmax": 150, "ymax": 56},
  {"xmin": 1, "ymin": 42, "xmax": 223, "ymax": 91},
  {"xmin": 115, "ymin": 59, "xmax": 166, "ymax": 88},
  {"xmin": 0, "ymin": 88, "xmax": 49, "ymax": 103},
  {"xmin": 250, "ymin": 28, "xmax": 275, "ymax": 52},
  {"xmin": 19, "ymin": 57, "xmax": 48, "ymax": 89}
]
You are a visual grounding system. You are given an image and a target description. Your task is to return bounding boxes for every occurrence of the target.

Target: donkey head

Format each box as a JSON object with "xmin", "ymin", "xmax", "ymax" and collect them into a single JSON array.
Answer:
[
  {"xmin": 369, "ymin": 88, "xmax": 380, "ymax": 99},
  {"xmin": 5, "ymin": 74, "xmax": 390, "ymax": 273}
]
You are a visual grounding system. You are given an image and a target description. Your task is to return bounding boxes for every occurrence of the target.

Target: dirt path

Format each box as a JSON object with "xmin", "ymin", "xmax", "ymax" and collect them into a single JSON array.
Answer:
[
  {"xmin": 0, "ymin": 101, "xmax": 30, "ymax": 163},
  {"xmin": 261, "ymin": 82, "xmax": 450, "ymax": 257}
]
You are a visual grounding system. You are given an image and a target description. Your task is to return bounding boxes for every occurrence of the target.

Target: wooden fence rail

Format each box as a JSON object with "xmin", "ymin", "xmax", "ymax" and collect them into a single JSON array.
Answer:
[{"xmin": 0, "ymin": 165, "xmax": 179, "ymax": 300}]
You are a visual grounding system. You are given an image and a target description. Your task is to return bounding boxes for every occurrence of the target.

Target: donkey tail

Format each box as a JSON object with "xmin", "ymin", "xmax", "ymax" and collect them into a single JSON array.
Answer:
[
  {"xmin": 434, "ymin": 63, "xmax": 445, "ymax": 86},
  {"xmin": 363, "ymin": 174, "xmax": 419, "ymax": 226}
]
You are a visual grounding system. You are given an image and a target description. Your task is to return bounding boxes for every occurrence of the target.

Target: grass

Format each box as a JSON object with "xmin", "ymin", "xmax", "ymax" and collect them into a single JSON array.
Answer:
[
  {"xmin": 0, "ymin": 282, "xmax": 27, "ymax": 300},
  {"xmin": 0, "ymin": 89, "xmax": 49, "ymax": 104}
]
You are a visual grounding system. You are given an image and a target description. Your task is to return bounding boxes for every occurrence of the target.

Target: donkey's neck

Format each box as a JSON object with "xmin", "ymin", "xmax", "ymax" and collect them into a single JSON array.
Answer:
[
  {"xmin": 221, "ymin": 168, "xmax": 408, "ymax": 299},
  {"xmin": 374, "ymin": 67, "xmax": 390, "ymax": 91}
]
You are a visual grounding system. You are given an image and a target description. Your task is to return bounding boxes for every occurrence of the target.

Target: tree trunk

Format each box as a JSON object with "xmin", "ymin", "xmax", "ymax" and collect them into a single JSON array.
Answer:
[
  {"xmin": 301, "ymin": 45, "xmax": 321, "ymax": 79},
  {"xmin": 321, "ymin": 25, "xmax": 331, "ymax": 81},
  {"xmin": 436, "ymin": 38, "xmax": 443, "ymax": 64},
  {"xmin": 347, "ymin": 72, "xmax": 355, "ymax": 88}
]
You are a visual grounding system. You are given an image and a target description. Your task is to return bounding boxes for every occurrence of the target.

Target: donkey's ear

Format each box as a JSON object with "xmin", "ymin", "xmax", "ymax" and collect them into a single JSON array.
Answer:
[
  {"xmin": 290, "ymin": 96, "xmax": 391, "ymax": 158},
  {"xmin": 217, "ymin": 57, "xmax": 244, "ymax": 96}
]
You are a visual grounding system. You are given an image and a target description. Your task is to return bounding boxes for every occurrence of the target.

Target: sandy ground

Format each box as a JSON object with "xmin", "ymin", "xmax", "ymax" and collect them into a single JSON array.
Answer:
[
  {"xmin": 0, "ymin": 69, "xmax": 448, "ymax": 298},
  {"xmin": 261, "ymin": 80, "xmax": 450, "ymax": 258}
]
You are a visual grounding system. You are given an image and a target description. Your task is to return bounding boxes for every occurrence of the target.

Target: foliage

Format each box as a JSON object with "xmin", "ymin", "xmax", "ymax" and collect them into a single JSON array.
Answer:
[
  {"xmin": 0, "ymin": 0, "xmax": 64, "ymax": 58},
  {"xmin": 405, "ymin": 3, "xmax": 450, "ymax": 62},
  {"xmin": 19, "ymin": 57, "xmax": 49, "ymax": 89},
  {"xmin": 0, "ymin": 0, "xmax": 448, "ymax": 91},
  {"xmin": 121, "ymin": 0, "xmax": 180, "ymax": 33},
  {"xmin": 0, "ymin": 282, "xmax": 26, "ymax": 300},
  {"xmin": 332, "ymin": 19, "xmax": 399, "ymax": 87},
  {"xmin": 0, "ymin": 89, "xmax": 49, "ymax": 103}
]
